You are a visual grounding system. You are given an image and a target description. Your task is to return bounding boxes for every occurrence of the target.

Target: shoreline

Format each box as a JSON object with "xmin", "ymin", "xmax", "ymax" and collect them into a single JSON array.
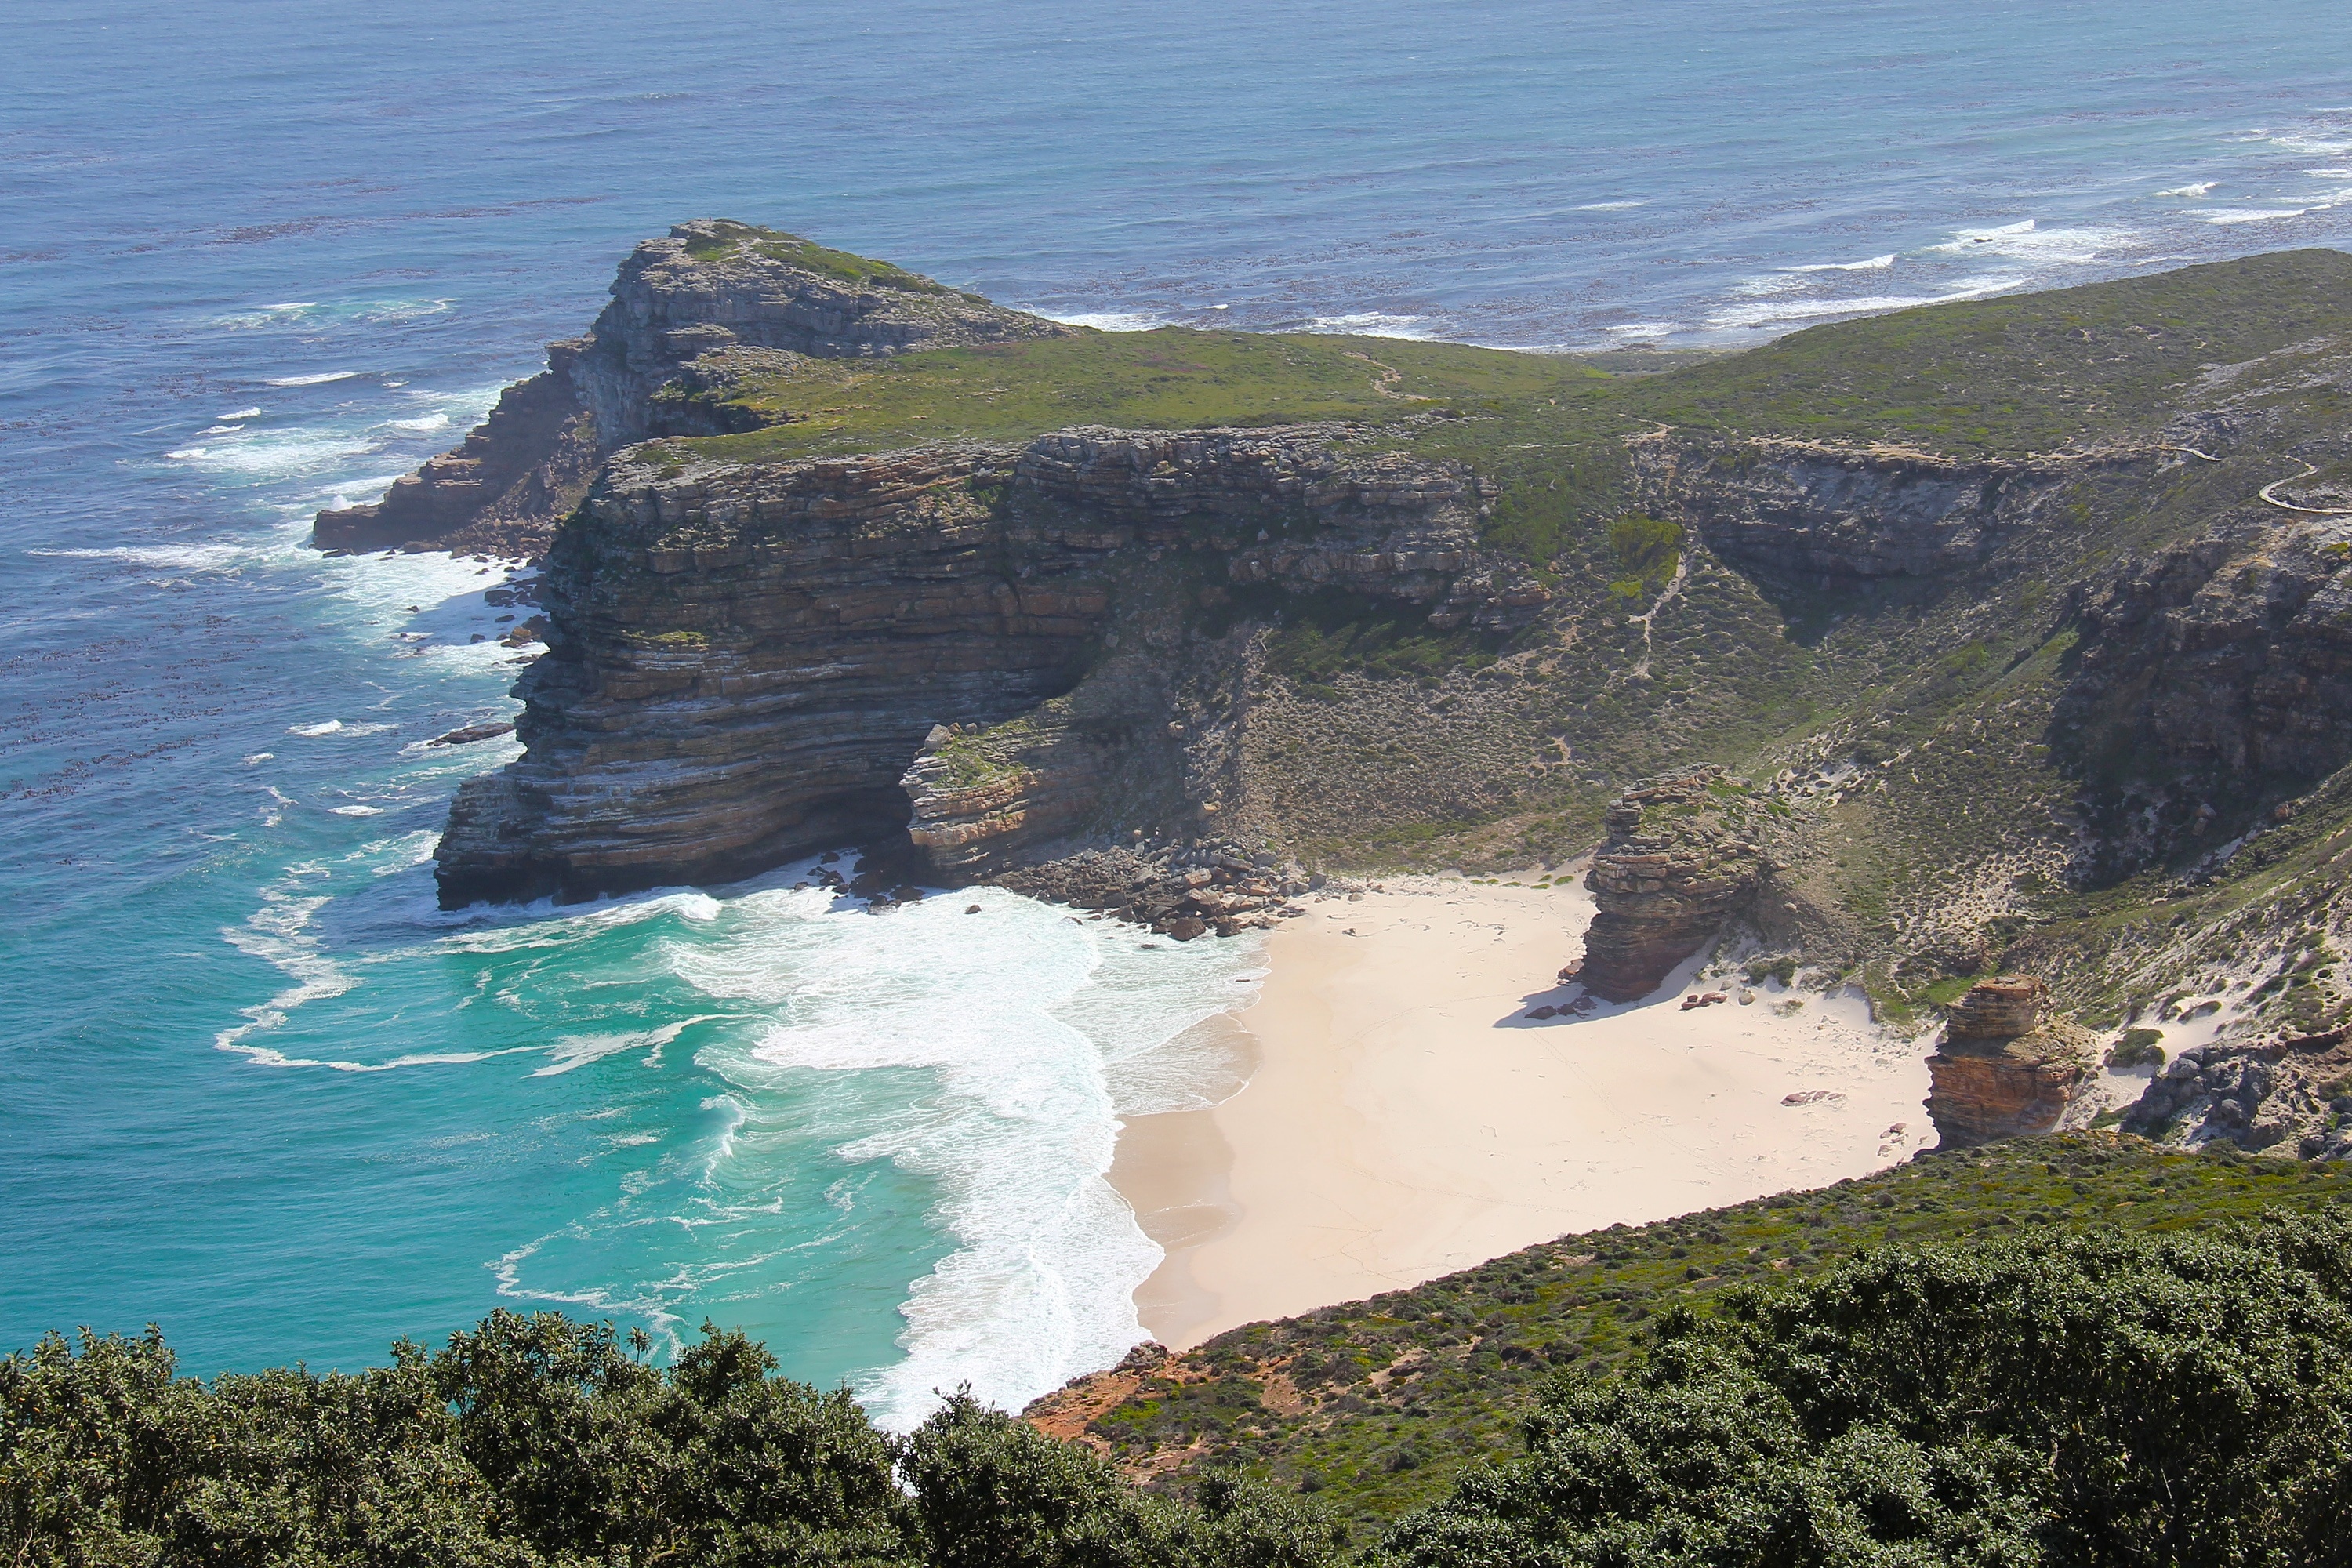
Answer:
[{"xmin": 1111, "ymin": 874, "xmax": 1935, "ymax": 1348}]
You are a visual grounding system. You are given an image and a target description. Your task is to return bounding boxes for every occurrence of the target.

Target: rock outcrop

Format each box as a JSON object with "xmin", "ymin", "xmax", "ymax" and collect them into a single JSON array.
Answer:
[
  {"xmin": 1925, "ymin": 977, "xmax": 2099, "ymax": 1147},
  {"xmin": 315, "ymin": 220, "xmax": 1072, "ymax": 557},
  {"xmin": 2059, "ymin": 515, "xmax": 2352, "ymax": 881},
  {"xmin": 1628, "ymin": 435, "xmax": 2132, "ymax": 580},
  {"xmin": 2125, "ymin": 1029, "xmax": 2352, "ymax": 1156},
  {"xmin": 314, "ymin": 350, "xmax": 599, "ymax": 557},
  {"xmin": 1577, "ymin": 770, "xmax": 1765, "ymax": 1001},
  {"xmin": 435, "ymin": 424, "xmax": 1546, "ymax": 906}
]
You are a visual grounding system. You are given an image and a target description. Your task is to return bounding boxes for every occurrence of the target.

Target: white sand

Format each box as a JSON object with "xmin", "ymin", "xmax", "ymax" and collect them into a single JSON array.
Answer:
[{"xmin": 1110, "ymin": 873, "xmax": 1936, "ymax": 1348}]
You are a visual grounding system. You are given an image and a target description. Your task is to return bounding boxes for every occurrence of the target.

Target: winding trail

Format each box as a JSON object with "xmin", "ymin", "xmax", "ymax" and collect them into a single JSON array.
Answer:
[{"xmin": 2258, "ymin": 462, "xmax": 2352, "ymax": 517}]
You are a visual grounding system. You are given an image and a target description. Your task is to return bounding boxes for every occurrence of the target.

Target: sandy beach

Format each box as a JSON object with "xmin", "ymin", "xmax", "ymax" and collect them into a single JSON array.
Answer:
[{"xmin": 1111, "ymin": 873, "xmax": 1936, "ymax": 1348}]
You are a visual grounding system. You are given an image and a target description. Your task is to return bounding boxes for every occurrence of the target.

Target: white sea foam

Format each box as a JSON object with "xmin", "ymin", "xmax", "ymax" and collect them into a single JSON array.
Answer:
[
  {"xmin": 387, "ymin": 412, "xmax": 451, "ymax": 432},
  {"xmin": 1785, "ymin": 254, "xmax": 1896, "ymax": 272},
  {"xmin": 2193, "ymin": 206, "xmax": 2309, "ymax": 223},
  {"xmin": 621, "ymin": 885, "xmax": 1266, "ymax": 1429},
  {"xmin": 330, "ymin": 805, "xmax": 383, "ymax": 816},
  {"xmin": 1303, "ymin": 310, "xmax": 1435, "ymax": 339},
  {"xmin": 1571, "ymin": 200, "xmax": 1646, "ymax": 211},
  {"xmin": 289, "ymin": 720, "xmax": 346, "ymax": 735},
  {"xmin": 165, "ymin": 427, "xmax": 381, "ymax": 478},
  {"xmin": 198, "ymin": 423, "xmax": 246, "ymax": 436},
  {"xmin": 28, "ymin": 543, "xmax": 245, "ymax": 569},
  {"xmin": 1040, "ymin": 310, "xmax": 1170, "ymax": 331},
  {"xmin": 1926, "ymin": 219, "xmax": 2132, "ymax": 265},
  {"xmin": 1703, "ymin": 274, "xmax": 2024, "ymax": 331},
  {"xmin": 533, "ymin": 1017, "xmax": 714, "ymax": 1077},
  {"xmin": 2157, "ymin": 180, "xmax": 2218, "ymax": 197},
  {"xmin": 263, "ymin": 370, "xmax": 364, "ymax": 387},
  {"xmin": 218, "ymin": 406, "xmax": 262, "ymax": 420}
]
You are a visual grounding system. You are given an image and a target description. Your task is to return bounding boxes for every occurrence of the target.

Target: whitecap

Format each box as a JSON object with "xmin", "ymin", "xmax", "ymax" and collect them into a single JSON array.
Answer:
[
  {"xmin": 197, "ymin": 423, "xmax": 245, "ymax": 436},
  {"xmin": 2156, "ymin": 180, "xmax": 2217, "ymax": 197},
  {"xmin": 1040, "ymin": 310, "xmax": 1171, "ymax": 332},
  {"xmin": 1926, "ymin": 220, "xmax": 2131, "ymax": 265},
  {"xmin": 387, "ymin": 412, "xmax": 450, "ymax": 432},
  {"xmin": 1704, "ymin": 275, "xmax": 2025, "ymax": 331},
  {"xmin": 2193, "ymin": 207, "xmax": 2308, "ymax": 223},
  {"xmin": 2269, "ymin": 132, "xmax": 2352, "ymax": 156},
  {"xmin": 217, "ymin": 406, "xmax": 262, "ymax": 420},
  {"xmin": 1571, "ymin": 200, "xmax": 1646, "ymax": 211},
  {"xmin": 289, "ymin": 720, "xmax": 344, "ymax": 736},
  {"xmin": 1303, "ymin": 310, "xmax": 1435, "ymax": 339},
  {"xmin": 263, "ymin": 370, "xmax": 362, "ymax": 387},
  {"xmin": 28, "ymin": 543, "xmax": 244, "ymax": 568},
  {"xmin": 165, "ymin": 428, "xmax": 381, "ymax": 478},
  {"xmin": 243, "ymin": 753, "xmax": 273, "ymax": 764},
  {"xmin": 330, "ymin": 805, "xmax": 384, "ymax": 816},
  {"xmin": 1784, "ymin": 254, "xmax": 1896, "ymax": 273}
]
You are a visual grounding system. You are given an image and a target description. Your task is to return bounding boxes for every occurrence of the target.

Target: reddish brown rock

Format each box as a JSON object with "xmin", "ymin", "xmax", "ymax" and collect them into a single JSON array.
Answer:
[
  {"xmin": 1577, "ymin": 771, "xmax": 1764, "ymax": 1002},
  {"xmin": 1926, "ymin": 977, "xmax": 2096, "ymax": 1148}
]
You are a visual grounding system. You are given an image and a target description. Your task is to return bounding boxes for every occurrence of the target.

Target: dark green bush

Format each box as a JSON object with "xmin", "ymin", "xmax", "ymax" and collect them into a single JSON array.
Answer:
[{"xmin": 1370, "ymin": 1217, "xmax": 2352, "ymax": 1566}]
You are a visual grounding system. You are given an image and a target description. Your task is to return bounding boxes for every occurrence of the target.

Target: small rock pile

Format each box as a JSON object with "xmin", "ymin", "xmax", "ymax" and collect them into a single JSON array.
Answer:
[
  {"xmin": 991, "ymin": 838, "xmax": 1316, "ymax": 939},
  {"xmin": 2125, "ymin": 1030, "xmax": 2352, "ymax": 1156}
]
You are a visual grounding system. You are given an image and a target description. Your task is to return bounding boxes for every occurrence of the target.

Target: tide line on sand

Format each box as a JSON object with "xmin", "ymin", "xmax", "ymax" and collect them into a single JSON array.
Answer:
[{"xmin": 1109, "ymin": 874, "xmax": 1935, "ymax": 1349}]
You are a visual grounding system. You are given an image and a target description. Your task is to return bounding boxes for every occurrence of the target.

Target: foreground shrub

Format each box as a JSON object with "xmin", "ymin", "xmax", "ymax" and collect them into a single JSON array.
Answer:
[{"xmin": 1370, "ymin": 1214, "xmax": 2352, "ymax": 1566}]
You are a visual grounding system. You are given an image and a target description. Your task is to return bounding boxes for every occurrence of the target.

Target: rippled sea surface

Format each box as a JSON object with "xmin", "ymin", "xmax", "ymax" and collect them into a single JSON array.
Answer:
[{"xmin": 5, "ymin": 0, "xmax": 2350, "ymax": 1417}]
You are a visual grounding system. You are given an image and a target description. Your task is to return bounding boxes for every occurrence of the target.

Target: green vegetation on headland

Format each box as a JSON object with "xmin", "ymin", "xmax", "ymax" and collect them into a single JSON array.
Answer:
[
  {"xmin": 13, "ymin": 1138, "xmax": 2352, "ymax": 1566},
  {"xmin": 660, "ymin": 328, "xmax": 1599, "ymax": 467}
]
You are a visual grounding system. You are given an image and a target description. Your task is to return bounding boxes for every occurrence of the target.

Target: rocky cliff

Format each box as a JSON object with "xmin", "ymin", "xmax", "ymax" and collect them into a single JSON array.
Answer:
[
  {"xmin": 1627, "ymin": 434, "xmax": 2143, "ymax": 581},
  {"xmin": 434, "ymin": 420, "xmax": 1546, "ymax": 906},
  {"xmin": 2060, "ymin": 513, "xmax": 2352, "ymax": 881},
  {"xmin": 315, "ymin": 220, "xmax": 1071, "ymax": 557},
  {"xmin": 1924, "ymin": 977, "xmax": 2100, "ymax": 1147}
]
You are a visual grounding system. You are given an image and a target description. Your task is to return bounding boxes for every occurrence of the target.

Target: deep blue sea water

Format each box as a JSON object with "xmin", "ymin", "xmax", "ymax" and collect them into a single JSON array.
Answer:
[{"xmin": 5, "ymin": 0, "xmax": 2350, "ymax": 1422}]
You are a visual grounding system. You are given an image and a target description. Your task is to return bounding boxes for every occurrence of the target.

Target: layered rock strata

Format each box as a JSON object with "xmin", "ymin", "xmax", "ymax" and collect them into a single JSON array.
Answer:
[
  {"xmin": 315, "ymin": 219, "xmax": 1070, "ymax": 556},
  {"xmin": 2059, "ymin": 514, "xmax": 2352, "ymax": 880},
  {"xmin": 435, "ymin": 427, "xmax": 1542, "ymax": 906},
  {"xmin": 1577, "ymin": 770, "xmax": 1765, "ymax": 1002},
  {"xmin": 1628, "ymin": 434, "xmax": 2140, "ymax": 580},
  {"xmin": 314, "ymin": 349, "xmax": 597, "ymax": 557},
  {"xmin": 1925, "ymin": 977, "xmax": 2099, "ymax": 1147}
]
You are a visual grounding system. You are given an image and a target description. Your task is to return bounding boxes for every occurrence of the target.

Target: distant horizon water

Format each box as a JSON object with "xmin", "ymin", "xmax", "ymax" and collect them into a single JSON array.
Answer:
[{"xmin": 5, "ymin": 0, "xmax": 2352, "ymax": 1422}]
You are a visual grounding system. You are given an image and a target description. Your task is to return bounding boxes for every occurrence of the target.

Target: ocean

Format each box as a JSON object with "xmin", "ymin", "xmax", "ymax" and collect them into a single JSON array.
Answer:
[{"xmin": 5, "ymin": 0, "xmax": 2350, "ymax": 1423}]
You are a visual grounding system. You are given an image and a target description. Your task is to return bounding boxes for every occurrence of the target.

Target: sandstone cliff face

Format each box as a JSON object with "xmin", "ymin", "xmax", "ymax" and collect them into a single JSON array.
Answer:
[
  {"xmin": 1925, "ymin": 977, "xmax": 2099, "ymax": 1147},
  {"xmin": 314, "ymin": 220, "xmax": 1071, "ymax": 557},
  {"xmin": 1577, "ymin": 770, "xmax": 1765, "ymax": 1002},
  {"xmin": 574, "ymin": 220, "xmax": 1071, "ymax": 447},
  {"xmin": 1628, "ymin": 436, "xmax": 2110, "ymax": 579},
  {"xmin": 314, "ymin": 349, "xmax": 598, "ymax": 557},
  {"xmin": 2060, "ymin": 515, "xmax": 2352, "ymax": 880},
  {"xmin": 436, "ymin": 425, "xmax": 1548, "ymax": 906}
]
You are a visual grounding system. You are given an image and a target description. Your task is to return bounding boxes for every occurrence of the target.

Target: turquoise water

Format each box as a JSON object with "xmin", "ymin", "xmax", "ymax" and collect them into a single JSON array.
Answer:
[{"xmin": 5, "ymin": 0, "xmax": 2350, "ymax": 1417}]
